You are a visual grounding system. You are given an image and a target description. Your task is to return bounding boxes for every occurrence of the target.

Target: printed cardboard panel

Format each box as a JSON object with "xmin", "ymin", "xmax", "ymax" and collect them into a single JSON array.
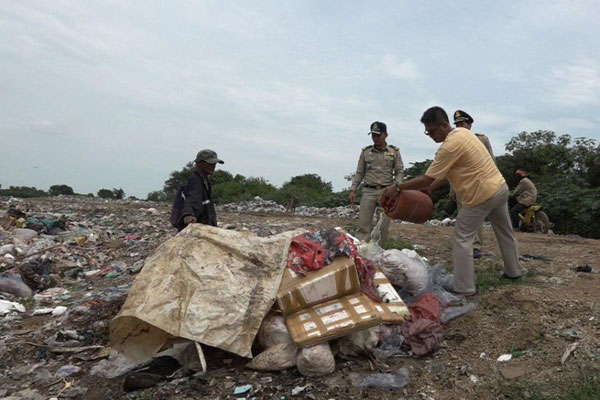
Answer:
[
  {"xmin": 285, "ymin": 293, "xmax": 381, "ymax": 348},
  {"xmin": 372, "ymin": 269, "xmax": 410, "ymax": 323},
  {"xmin": 276, "ymin": 256, "xmax": 360, "ymax": 316}
]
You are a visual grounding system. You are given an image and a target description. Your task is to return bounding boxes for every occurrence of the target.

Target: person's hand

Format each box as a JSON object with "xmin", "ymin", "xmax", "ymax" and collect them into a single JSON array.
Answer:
[
  {"xmin": 420, "ymin": 187, "xmax": 432, "ymax": 197},
  {"xmin": 349, "ymin": 191, "xmax": 356, "ymax": 205},
  {"xmin": 183, "ymin": 216, "xmax": 197, "ymax": 225}
]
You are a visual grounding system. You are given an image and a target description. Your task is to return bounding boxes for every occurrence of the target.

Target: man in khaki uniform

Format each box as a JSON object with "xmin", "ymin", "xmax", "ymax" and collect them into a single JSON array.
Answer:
[
  {"xmin": 349, "ymin": 121, "xmax": 403, "ymax": 245},
  {"xmin": 395, "ymin": 106, "xmax": 523, "ymax": 296},
  {"xmin": 509, "ymin": 169, "xmax": 537, "ymax": 229},
  {"xmin": 452, "ymin": 110, "xmax": 495, "ymax": 258}
]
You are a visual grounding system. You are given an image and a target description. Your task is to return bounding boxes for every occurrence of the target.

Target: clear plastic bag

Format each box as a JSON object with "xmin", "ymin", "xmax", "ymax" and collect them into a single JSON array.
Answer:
[
  {"xmin": 379, "ymin": 249, "xmax": 429, "ymax": 295},
  {"xmin": 350, "ymin": 367, "xmax": 409, "ymax": 390}
]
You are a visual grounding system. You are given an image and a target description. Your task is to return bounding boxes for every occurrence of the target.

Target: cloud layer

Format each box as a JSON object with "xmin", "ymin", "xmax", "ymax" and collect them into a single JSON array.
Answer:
[{"xmin": 1, "ymin": 1, "xmax": 599, "ymax": 197}]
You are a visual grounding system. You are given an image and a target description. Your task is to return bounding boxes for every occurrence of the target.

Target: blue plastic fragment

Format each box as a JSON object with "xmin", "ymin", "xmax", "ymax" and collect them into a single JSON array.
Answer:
[{"xmin": 233, "ymin": 384, "xmax": 252, "ymax": 395}]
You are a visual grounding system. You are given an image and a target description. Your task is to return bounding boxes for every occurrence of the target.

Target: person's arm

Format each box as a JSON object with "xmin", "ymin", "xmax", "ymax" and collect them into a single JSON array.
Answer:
[
  {"xmin": 513, "ymin": 180, "xmax": 524, "ymax": 196},
  {"xmin": 427, "ymin": 178, "xmax": 448, "ymax": 195},
  {"xmin": 349, "ymin": 151, "xmax": 366, "ymax": 205},
  {"xmin": 393, "ymin": 149, "xmax": 404, "ymax": 184},
  {"xmin": 180, "ymin": 175, "xmax": 205, "ymax": 224},
  {"xmin": 395, "ymin": 175, "xmax": 435, "ymax": 192}
]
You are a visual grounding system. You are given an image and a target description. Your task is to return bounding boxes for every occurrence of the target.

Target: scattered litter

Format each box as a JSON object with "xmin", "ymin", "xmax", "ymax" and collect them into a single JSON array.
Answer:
[
  {"xmin": 349, "ymin": 367, "xmax": 410, "ymax": 390},
  {"xmin": 497, "ymin": 354, "xmax": 512, "ymax": 362},
  {"xmin": 575, "ymin": 265, "xmax": 593, "ymax": 273},
  {"xmin": 234, "ymin": 384, "xmax": 252, "ymax": 395},
  {"xmin": 0, "ymin": 299, "xmax": 26, "ymax": 314},
  {"xmin": 56, "ymin": 365, "xmax": 81, "ymax": 377},
  {"xmin": 561, "ymin": 343, "xmax": 578, "ymax": 365},
  {"xmin": 291, "ymin": 386, "xmax": 307, "ymax": 396},
  {"xmin": 560, "ymin": 328, "xmax": 583, "ymax": 340}
]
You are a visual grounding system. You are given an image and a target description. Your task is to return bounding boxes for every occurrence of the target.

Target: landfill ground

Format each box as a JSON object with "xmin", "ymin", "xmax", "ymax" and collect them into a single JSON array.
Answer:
[{"xmin": 1, "ymin": 196, "xmax": 599, "ymax": 400}]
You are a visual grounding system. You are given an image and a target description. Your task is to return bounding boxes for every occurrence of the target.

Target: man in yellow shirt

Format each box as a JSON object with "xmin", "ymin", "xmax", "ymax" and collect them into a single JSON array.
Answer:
[{"xmin": 394, "ymin": 106, "xmax": 524, "ymax": 295}]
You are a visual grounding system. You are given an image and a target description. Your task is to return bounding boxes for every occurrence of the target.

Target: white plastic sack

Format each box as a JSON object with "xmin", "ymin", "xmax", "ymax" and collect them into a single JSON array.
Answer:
[
  {"xmin": 111, "ymin": 224, "xmax": 304, "ymax": 364},
  {"xmin": 379, "ymin": 249, "xmax": 429, "ymax": 295},
  {"xmin": 258, "ymin": 313, "xmax": 293, "ymax": 348},
  {"xmin": 246, "ymin": 342, "xmax": 298, "ymax": 371},
  {"xmin": 296, "ymin": 342, "xmax": 335, "ymax": 377},
  {"xmin": 336, "ymin": 326, "xmax": 380, "ymax": 357}
]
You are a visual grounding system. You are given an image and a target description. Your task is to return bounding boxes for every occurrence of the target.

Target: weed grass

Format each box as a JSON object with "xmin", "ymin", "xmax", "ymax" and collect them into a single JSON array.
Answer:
[
  {"xmin": 504, "ymin": 376, "xmax": 600, "ymax": 400},
  {"xmin": 475, "ymin": 259, "xmax": 536, "ymax": 294},
  {"xmin": 382, "ymin": 238, "xmax": 414, "ymax": 251}
]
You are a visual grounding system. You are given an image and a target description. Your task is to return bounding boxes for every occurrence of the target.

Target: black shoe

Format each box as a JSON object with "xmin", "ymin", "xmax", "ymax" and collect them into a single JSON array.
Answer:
[
  {"xmin": 473, "ymin": 248, "xmax": 482, "ymax": 259},
  {"xmin": 501, "ymin": 269, "xmax": 528, "ymax": 280}
]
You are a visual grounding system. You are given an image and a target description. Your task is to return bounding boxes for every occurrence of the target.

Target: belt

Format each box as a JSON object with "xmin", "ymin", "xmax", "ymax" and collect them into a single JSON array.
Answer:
[{"xmin": 364, "ymin": 184, "xmax": 387, "ymax": 190}]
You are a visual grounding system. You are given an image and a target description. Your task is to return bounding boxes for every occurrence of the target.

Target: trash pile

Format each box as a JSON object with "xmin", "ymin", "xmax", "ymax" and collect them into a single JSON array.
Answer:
[
  {"xmin": 107, "ymin": 225, "xmax": 476, "ymax": 394},
  {"xmin": 425, "ymin": 218, "xmax": 456, "ymax": 227},
  {"xmin": 1, "ymin": 196, "xmax": 477, "ymax": 398},
  {"xmin": 219, "ymin": 196, "xmax": 360, "ymax": 219},
  {"xmin": 0, "ymin": 195, "xmax": 174, "ymax": 398}
]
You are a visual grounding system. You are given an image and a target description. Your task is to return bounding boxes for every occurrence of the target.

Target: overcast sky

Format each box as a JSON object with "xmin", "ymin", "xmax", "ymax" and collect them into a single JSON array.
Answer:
[{"xmin": 1, "ymin": 1, "xmax": 599, "ymax": 198}]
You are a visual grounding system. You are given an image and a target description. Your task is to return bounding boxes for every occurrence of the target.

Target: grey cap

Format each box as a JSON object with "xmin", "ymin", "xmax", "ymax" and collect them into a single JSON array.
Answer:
[{"xmin": 195, "ymin": 149, "xmax": 224, "ymax": 164}]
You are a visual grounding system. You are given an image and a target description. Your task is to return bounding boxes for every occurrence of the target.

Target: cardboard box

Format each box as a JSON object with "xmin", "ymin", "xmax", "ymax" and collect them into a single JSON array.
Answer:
[
  {"xmin": 286, "ymin": 293, "xmax": 381, "ymax": 348},
  {"xmin": 371, "ymin": 269, "xmax": 411, "ymax": 323},
  {"xmin": 276, "ymin": 256, "xmax": 360, "ymax": 316}
]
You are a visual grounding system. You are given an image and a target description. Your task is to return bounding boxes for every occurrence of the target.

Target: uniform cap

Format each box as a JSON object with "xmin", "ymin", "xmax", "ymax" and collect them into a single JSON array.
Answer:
[
  {"xmin": 195, "ymin": 149, "xmax": 224, "ymax": 164},
  {"xmin": 368, "ymin": 121, "xmax": 387, "ymax": 136},
  {"xmin": 453, "ymin": 110, "xmax": 474, "ymax": 124}
]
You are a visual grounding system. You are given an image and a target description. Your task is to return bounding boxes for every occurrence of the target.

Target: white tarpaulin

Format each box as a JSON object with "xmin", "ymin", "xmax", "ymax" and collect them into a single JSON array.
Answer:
[{"xmin": 110, "ymin": 224, "xmax": 303, "ymax": 363}]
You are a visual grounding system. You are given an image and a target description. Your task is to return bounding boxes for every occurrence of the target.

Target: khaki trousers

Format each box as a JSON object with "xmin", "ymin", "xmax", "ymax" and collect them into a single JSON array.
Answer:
[
  {"xmin": 453, "ymin": 184, "xmax": 521, "ymax": 293},
  {"xmin": 456, "ymin": 198, "xmax": 484, "ymax": 250},
  {"xmin": 357, "ymin": 187, "xmax": 390, "ymax": 246}
]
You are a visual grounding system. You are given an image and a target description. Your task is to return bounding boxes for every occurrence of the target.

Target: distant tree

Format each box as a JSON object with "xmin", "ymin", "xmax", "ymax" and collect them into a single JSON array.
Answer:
[
  {"xmin": 0, "ymin": 186, "xmax": 47, "ymax": 198},
  {"xmin": 403, "ymin": 160, "xmax": 433, "ymax": 181},
  {"xmin": 163, "ymin": 162, "xmax": 195, "ymax": 196},
  {"xmin": 112, "ymin": 188, "xmax": 125, "ymax": 199},
  {"xmin": 146, "ymin": 190, "xmax": 169, "ymax": 202},
  {"xmin": 86, "ymin": 193, "xmax": 95, "ymax": 198},
  {"xmin": 276, "ymin": 174, "xmax": 333, "ymax": 206},
  {"xmin": 211, "ymin": 170, "xmax": 234, "ymax": 185},
  {"xmin": 97, "ymin": 189, "xmax": 114, "ymax": 199},
  {"xmin": 48, "ymin": 184, "xmax": 74, "ymax": 196}
]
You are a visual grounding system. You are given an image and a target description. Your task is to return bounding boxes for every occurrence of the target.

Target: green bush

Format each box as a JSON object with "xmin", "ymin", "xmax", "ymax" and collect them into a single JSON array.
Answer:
[
  {"xmin": 48, "ymin": 184, "xmax": 74, "ymax": 196},
  {"xmin": 0, "ymin": 186, "xmax": 47, "ymax": 198}
]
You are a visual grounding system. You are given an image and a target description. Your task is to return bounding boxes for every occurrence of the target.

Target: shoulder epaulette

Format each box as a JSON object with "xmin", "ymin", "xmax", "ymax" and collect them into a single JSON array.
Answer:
[
  {"xmin": 362, "ymin": 145, "xmax": 373, "ymax": 151},
  {"xmin": 389, "ymin": 145, "xmax": 399, "ymax": 151}
]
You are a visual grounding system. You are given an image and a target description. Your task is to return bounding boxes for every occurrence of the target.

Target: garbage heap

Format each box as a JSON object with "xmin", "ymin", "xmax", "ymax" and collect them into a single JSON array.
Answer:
[
  {"xmin": 108, "ymin": 225, "xmax": 475, "ymax": 392},
  {"xmin": 0, "ymin": 196, "xmax": 174, "ymax": 398},
  {"xmin": 218, "ymin": 196, "xmax": 360, "ymax": 219}
]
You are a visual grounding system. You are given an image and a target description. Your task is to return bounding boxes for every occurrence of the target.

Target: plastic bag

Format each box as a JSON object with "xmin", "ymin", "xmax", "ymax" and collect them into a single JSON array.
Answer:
[
  {"xmin": 440, "ymin": 303, "xmax": 477, "ymax": 324},
  {"xmin": 379, "ymin": 249, "xmax": 429, "ymax": 294},
  {"xmin": 336, "ymin": 326, "xmax": 380, "ymax": 357},
  {"xmin": 350, "ymin": 367, "xmax": 409, "ymax": 390},
  {"xmin": 0, "ymin": 275, "xmax": 33, "ymax": 298},
  {"xmin": 246, "ymin": 342, "xmax": 297, "ymax": 371},
  {"xmin": 296, "ymin": 342, "xmax": 335, "ymax": 377},
  {"xmin": 373, "ymin": 325, "xmax": 405, "ymax": 361},
  {"xmin": 258, "ymin": 313, "xmax": 293, "ymax": 348}
]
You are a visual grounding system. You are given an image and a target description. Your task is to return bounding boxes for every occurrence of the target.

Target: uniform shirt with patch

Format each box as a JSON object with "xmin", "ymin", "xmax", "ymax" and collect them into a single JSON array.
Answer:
[
  {"xmin": 425, "ymin": 128, "xmax": 505, "ymax": 207},
  {"xmin": 350, "ymin": 145, "xmax": 403, "ymax": 191}
]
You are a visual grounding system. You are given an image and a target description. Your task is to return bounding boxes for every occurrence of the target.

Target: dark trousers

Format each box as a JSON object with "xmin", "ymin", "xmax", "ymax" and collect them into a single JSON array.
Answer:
[{"xmin": 508, "ymin": 197, "xmax": 527, "ymax": 228}]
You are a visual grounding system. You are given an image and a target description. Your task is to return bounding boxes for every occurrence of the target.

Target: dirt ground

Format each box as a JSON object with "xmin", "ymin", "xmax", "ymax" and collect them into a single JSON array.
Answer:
[{"xmin": 1, "ymin": 200, "xmax": 599, "ymax": 400}]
